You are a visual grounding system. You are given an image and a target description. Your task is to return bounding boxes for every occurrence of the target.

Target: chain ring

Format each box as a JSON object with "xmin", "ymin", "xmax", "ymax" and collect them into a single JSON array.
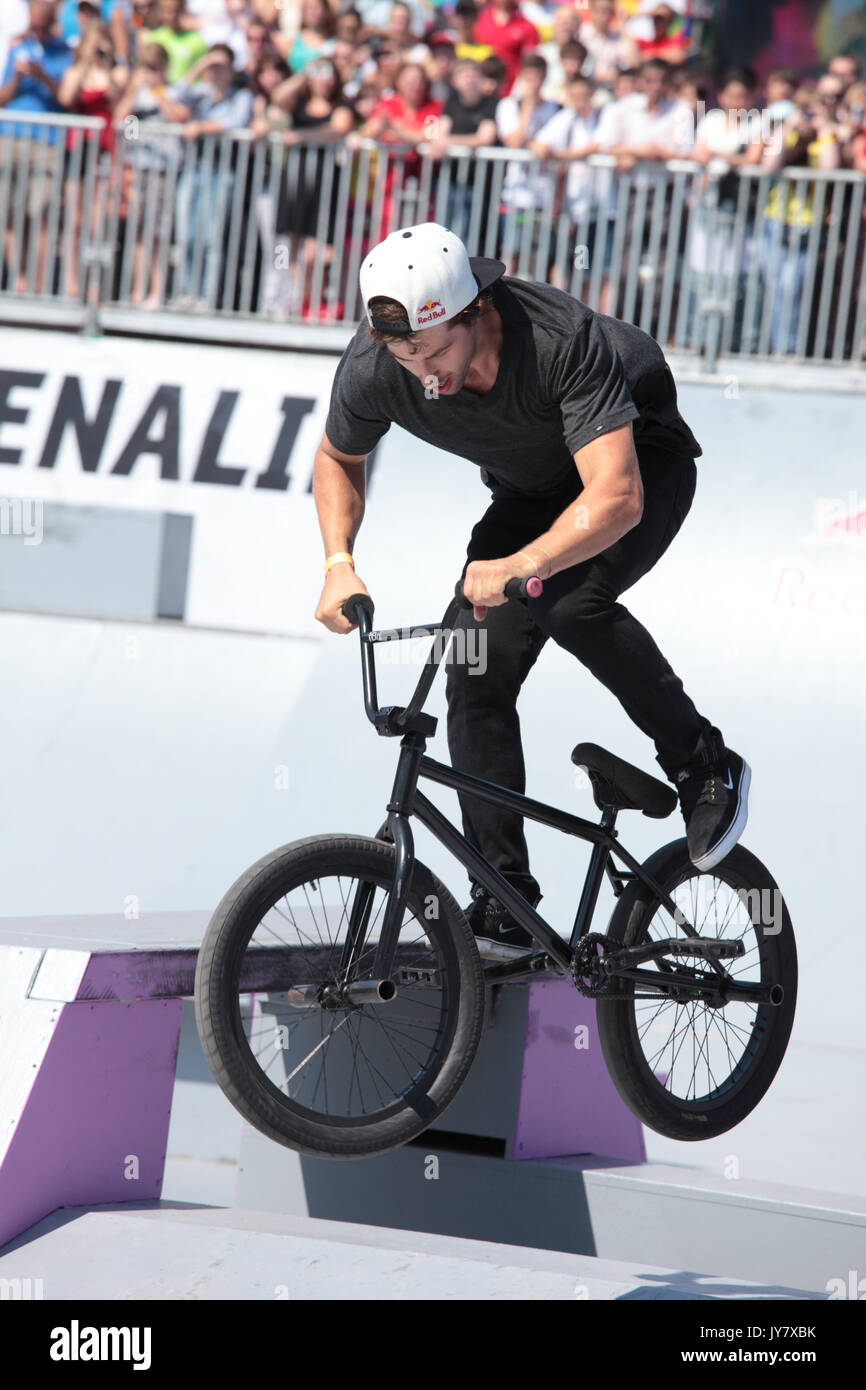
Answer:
[{"xmin": 572, "ymin": 932, "xmax": 613, "ymax": 997}]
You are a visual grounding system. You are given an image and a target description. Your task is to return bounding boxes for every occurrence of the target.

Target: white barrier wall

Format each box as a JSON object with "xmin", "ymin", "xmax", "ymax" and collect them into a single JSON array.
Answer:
[
  {"xmin": 0, "ymin": 329, "xmax": 348, "ymax": 635},
  {"xmin": 1, "ymin": 326, "xmax": 864, "ymax": 1195}
]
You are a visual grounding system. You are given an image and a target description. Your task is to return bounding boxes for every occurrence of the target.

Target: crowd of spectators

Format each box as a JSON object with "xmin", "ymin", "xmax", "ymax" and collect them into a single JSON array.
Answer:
[{"xmin": 0, "ymin": 0, "xmax": 864, "ymax": 351}]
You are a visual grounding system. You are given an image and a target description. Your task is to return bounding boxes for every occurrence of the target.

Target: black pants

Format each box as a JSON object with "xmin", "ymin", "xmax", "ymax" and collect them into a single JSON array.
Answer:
[{"xmin": 444, "ymin": 448, "xmax": 722, "ymax": 904}]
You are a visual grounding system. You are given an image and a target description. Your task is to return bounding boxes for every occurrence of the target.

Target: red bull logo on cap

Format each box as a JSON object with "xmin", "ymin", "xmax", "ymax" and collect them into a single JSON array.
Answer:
[{"xmin": 416, "ymin": 298, "xmax": 446, "ymax": 326}]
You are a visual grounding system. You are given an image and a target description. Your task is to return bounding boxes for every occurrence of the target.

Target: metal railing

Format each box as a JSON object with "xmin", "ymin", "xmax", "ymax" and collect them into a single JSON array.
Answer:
[{"xmin": 1, "ymin": 110, "xmax": 864, "ymax": 365}]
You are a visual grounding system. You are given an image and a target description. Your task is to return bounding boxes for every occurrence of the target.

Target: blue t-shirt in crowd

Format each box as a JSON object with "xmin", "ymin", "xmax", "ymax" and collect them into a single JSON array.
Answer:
[
  {"xmin": 1, "ymin": 35, "xmax": 74, "ymax": 140},
  {"xmin": 59, "ymin": 0, "xmax": 122, "ymax": 45}
]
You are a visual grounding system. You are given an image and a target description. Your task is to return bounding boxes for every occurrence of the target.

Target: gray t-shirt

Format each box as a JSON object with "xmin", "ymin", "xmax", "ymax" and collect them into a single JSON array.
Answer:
[{"xmin": 325, "ymin": 277, "xmax": 701, "ymax": 498}]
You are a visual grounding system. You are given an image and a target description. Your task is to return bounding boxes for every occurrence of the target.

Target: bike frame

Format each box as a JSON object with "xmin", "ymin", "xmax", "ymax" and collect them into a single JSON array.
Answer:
[{"xmin": 342, "ymin": 592, "xmax": 778, "ymax": 1007}]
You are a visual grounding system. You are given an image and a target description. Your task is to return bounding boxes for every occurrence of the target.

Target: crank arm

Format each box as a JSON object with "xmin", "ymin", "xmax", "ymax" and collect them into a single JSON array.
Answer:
[
  {"xmin": 609, "ymin": 937, "xmax": 744, "ymax": 969},
  {"xmin": 609, "ymin": 966, "xmax": 785, "ymax": 1007}
]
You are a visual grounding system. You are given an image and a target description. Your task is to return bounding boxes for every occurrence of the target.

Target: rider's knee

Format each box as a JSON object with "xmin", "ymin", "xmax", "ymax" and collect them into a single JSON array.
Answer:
[{"xmin": 539, "ymin": 585, "xmax": 618, "ymax": 640}]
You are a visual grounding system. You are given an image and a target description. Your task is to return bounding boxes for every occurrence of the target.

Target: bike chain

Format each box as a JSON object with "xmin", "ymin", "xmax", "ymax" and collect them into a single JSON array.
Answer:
[{"xmin": 572, "ymin": 932, "xmax": 614, "ymax": 998}]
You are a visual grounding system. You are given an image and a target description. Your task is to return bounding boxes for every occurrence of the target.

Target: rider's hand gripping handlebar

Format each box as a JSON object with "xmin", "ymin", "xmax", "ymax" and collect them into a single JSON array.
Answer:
[{"xmin": 454, "ymin": 575, "xmax": 544, "ymax": 607}]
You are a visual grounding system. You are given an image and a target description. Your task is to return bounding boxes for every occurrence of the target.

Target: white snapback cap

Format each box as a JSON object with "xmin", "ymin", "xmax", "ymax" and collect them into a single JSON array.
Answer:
[{"xmin": 360, "ymin": 222, "xmax": 506, "ymax": 335}]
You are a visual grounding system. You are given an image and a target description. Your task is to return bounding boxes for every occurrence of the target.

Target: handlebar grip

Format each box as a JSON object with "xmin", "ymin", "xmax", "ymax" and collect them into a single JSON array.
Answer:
[
  {"xmin": 454, "ymin": 575, "xmax": 543, "ymax": 608},
  {"xmin": 340, "ymin": 592, "xmax": 375, "ymax": 623},
  {"xmin": 506, "ymin": 576, "xmax": 544, "ymax": 599}
]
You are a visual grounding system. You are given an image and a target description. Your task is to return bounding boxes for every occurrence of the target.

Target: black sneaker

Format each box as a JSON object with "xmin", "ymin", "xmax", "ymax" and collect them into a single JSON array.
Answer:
[
  {"xmin": 676, "ymin": 748, "xmax": 751, "ymax": 871},
  {"xmin": 464, "ymin": 885, "xmax": 539, "ymax": 953}
]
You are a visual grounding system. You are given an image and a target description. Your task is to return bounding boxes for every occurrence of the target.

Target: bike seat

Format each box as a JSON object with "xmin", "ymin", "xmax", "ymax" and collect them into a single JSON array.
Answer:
[{"xmin": 571, "ymin": 742, "xmax": 678, "ymax": 819}]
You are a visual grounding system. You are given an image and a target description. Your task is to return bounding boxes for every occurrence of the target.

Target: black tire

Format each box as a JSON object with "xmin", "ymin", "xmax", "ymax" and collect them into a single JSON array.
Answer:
[
  {"xmin": 194, "ymin": 835, "xmax": 485, "ymax": 1158},
  {"xmin": 596, "ymin": 839, "xmax": 797, "ymax": 1141}
]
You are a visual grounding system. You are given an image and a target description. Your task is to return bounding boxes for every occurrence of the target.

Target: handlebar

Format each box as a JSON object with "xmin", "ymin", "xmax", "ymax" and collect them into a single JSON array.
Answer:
[
  {"xmin": 338, "ymin": 573, "xmax": 544, "ymax": 736},
  {"xmin": 338, "ymin": 574, "xmax": 542, "ymax": 626}
]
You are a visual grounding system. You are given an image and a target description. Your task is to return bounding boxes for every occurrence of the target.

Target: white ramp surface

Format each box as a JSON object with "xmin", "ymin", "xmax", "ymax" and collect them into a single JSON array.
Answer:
[{"xmin": 0, "ymin": 1205, "xmax": 819, "ymax": 1301}]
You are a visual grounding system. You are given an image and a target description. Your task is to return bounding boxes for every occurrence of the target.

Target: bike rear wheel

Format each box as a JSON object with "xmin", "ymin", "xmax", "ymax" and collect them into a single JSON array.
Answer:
[
  {"xmin": 194, "ymin": 835, "xmax": 485, "ymax": 1158},
  {"xmin": 596, "ymin": 839, "xmax": 797, "ymax": 1141}
]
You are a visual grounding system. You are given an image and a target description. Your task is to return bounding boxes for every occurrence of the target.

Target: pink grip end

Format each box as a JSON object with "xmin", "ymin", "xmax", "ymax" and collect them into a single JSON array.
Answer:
[{"xmin": 526, "ymin": 576, "xmax": 543, "ymax": 598}]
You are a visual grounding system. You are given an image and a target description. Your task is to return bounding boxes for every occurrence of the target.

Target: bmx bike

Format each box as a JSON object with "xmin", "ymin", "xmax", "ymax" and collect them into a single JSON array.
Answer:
[{"xmin": 194, "ymin": 578, "xmax": 797, "ymax": 1158}]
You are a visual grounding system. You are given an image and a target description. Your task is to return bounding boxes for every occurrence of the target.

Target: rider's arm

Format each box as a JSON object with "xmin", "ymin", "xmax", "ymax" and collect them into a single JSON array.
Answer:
[
  {"xmin": 312, "ymin": 431, "xmax": 370, "ymax": 633},
  {"xmin": 313, "ymin": 430, "xmax": 367, "ymax": 558},
  {"xmin": 463, "ymin": 425, "xmax": 643, "ymax": 618},
  {"xmin": 534, "ymin": 317, "xmax": 644, "ymax": 572},
  {"xmin": 520, "ymin": 424, "xmax": 644, "ymax": 580}
]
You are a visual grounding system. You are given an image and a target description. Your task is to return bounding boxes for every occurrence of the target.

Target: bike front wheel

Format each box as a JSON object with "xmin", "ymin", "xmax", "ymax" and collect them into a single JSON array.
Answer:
[
  {"xmin": 194, "ymin": 835, "xmax": 485, "ymax": 1158},
  {"xmin": 596, "ymin": 839, "xmax": 797, "ymax": 1141}
]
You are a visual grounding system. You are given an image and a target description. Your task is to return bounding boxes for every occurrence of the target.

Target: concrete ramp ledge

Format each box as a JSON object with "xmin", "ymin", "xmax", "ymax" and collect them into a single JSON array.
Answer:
[{"xmin": 0, "ymin": 1204, "xmax": 820, "ymax": 1301}]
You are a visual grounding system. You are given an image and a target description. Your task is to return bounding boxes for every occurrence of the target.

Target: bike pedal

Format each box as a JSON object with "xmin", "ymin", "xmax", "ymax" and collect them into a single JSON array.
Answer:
[{"xmin": 667, "ymin": 938, "xmax": 745, "ymax": 958}]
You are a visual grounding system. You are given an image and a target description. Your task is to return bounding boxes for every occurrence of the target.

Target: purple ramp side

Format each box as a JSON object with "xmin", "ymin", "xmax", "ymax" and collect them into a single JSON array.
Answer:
[
  {"xmin": 0, "ymin": 998, "xmax": 182, "ymax": 1249},
  {"xmin": 512, "ymin": 979, "xmax": 646, "ymax": 1163},
  {"xmin": 77, "ymin": 950, "xmax": 199, "ymax": 1001}
]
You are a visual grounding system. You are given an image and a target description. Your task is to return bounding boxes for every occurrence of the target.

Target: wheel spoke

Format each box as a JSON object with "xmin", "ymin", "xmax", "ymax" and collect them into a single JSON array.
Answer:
[{"xmin": 286, "ymin": 1011, "xmax": 351, "ymax": 1085}]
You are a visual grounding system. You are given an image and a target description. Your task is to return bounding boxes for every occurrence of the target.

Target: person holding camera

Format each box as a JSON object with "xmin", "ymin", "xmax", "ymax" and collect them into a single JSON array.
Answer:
[
  {"xmin": 170, "ymin": 43, "xmax": 254, "ymax": 305},
  {"xmin": 59, "ymin": 18, "xmax": 127, "ymax": 146}
]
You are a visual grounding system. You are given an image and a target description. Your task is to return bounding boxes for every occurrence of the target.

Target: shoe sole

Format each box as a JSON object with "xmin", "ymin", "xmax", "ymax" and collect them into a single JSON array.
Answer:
[
  {"xmin": 472, "ymin": 934, "xmax": 534, "ymax": 961},
  {"xmin": 691, "ymin": 759, "xmax": 751, "ymax": 872},
  {"xmin": 425, "ymin": 935, "xmax": 531, "ymax": 962},
  {"xmin": 424, "ymin": 932, "xmax": 532, "ymax": 961}
]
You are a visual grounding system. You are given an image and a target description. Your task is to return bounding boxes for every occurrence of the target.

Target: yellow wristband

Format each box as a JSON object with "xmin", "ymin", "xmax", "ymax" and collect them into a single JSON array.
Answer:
[{"xmin": 324, "ymin": 551, "xmax": 354, "ymax": 575}]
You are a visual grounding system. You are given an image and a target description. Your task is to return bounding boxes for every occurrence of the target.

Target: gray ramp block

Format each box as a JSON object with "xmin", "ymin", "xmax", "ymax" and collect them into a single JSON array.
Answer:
[{"xmin": 236, "ymin": 1123, "xmax": 865, "ymax": 1295}]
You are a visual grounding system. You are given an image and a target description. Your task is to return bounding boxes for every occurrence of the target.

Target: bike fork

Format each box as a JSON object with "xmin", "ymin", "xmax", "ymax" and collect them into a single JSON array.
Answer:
[
  {"xmin": 338, "ymin": 878, "xmax": 378, "ymax": 979},
  {"xmin": 345, "ymin": 732, "xmax": 426, "ymax": 983},
  {"xmin": 337, "ymin": 814, "xmax": 415, "ymax": 983},
  {"xmin": 372, "ymin": 810, "xmax": 415, "ymax": 979}
]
